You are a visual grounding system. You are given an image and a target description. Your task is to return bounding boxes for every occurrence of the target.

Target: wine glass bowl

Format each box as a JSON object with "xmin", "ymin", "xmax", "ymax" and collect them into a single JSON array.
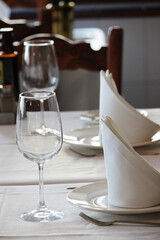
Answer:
[
  {"xmin": 22, "ymin": 40, "xmax": 59, "ymax": 91},
  {"xmin": 16, "ymin": 90, "xmax": 63, "ymax": 222}
]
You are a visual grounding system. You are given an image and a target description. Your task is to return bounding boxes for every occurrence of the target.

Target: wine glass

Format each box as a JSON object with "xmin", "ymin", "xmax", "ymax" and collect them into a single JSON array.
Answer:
[
  {"xmin": 22, "ymin": 39, "xmax": 59, "ymax": 135},
  {"xmin": 16, "ymin": 90, "xmax": 63, "ymax": 222},
  {"xmin": 22, "ymin": 39, "xmax": 59, "ymax": 91}
]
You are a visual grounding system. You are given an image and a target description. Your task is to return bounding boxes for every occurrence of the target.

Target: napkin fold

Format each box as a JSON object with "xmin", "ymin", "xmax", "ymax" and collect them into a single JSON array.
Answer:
[
  {"xmin": 101, "ymin": 116, "xmax": 160, "ymax": 209},
  {"xmin": 99, "ymin": 70, "xmax": 160, "ymax": 145}
]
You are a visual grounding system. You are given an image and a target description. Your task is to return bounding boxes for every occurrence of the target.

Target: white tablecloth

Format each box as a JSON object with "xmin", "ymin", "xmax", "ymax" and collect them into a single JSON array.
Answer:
[
  {"xmin": 0, "ymin": 183, "xmax": 160, "ymax": 240},
  {"xmin": 0, "ymin": 111, "xmax": 106, "ymax": 185},
  {"xmin": 0, "ymin": 109, "xmax": 160, "ymax": 239},
  {"xmin": 0, "ymin": 110, "xmax": 160, "ymax": 186}
]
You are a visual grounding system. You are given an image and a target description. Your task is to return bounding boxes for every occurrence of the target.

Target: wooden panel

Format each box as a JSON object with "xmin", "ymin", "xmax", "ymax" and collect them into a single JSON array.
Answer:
[
  {"xmin": 8, "ymin": 1, "xmax": 160, "ymax": 20},
  {"xmin": 107, "ymin": 27, "xmax": 123, "ymax": 92},
  {"xmin": 5, "ymin": 0, "xmax": 160, "ymax": 7},
  {"xmin": 76, "ymin": 0, "xmax": 160, "ymax": 3},
  {"xmin": 4, "ymin": 0, "xmax": 36, "ymax": 7},
  {"xmin": 0, "ymin": 8, "xmax": 52, "ymax": 41}
]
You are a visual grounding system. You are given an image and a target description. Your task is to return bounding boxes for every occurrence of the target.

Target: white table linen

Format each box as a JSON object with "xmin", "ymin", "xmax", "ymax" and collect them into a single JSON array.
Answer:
[
  {"xmin": 99, "ymin": 71, "xmax": 160, "ymax": 144},
  {"xmin": 0, "ymin": 183, "xmax": 160, "ymax": 239},
  {"xmin": 0, "ymin": 112, "xmax": 106, "ymax": 185},
  {"xmin": 0, "ymin": 111, "xmax": 160, "ymax": 186},
  {"xmin": 102, "ymin": 116, "xmax": 160, "ymax": 208},
  {"xmin": 0, "ymin": 144, "xmax": 105, "ymax": 185},
  {"xmin": 0, "ymin": 110, "xmax": 160, "ymax": 240}
]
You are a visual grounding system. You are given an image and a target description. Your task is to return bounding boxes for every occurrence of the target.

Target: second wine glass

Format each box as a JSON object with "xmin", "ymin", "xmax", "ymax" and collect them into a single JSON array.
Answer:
[{"xmin": 22, "ymin": 39, "xmax": 59, "ymax": 91}]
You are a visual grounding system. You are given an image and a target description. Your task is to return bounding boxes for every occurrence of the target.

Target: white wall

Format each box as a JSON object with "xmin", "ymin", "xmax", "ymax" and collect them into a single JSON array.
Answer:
[{"xmin": 75, "ymin": 17, "xmax": 160, "ymax": 108}]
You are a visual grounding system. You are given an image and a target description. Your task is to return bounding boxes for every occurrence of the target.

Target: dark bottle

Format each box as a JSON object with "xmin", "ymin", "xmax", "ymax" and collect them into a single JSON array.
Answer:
[
  {"xmin": 47, "ymin": 0, "xmax": 75, "ymax": 39},
  {"xmin": 0, "ymin": 28, "xmax": 19, "ymax": 101},
  {"xmin": 46, "ymin": 0, "xmax": 63, "ymax": 36},
  {"xmin": 59, "ymin": 0, "xmax": 75, "ymax": 39}
]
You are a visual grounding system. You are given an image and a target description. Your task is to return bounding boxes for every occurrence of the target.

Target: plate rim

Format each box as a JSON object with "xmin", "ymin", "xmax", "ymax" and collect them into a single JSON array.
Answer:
[
  {"xmin": 80, "ymin": 109, "xmax": 148, "ymax": 124},
  {"xmin": 64, "ymin": 125, "xmax": 160, "ymax": 149},
  {"xmin": 64, "ymin": 125, "xmax": 102, "ymax": 150},
  {"xmin": 67, "ymin": 181, "xmax": 160, "ymax": 215}
]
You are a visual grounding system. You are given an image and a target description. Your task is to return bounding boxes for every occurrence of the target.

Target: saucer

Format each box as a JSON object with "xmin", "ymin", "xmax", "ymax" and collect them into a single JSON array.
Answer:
[{"xmin": 67, "ymin": 181, "xmax": 160, "ymax": 215}]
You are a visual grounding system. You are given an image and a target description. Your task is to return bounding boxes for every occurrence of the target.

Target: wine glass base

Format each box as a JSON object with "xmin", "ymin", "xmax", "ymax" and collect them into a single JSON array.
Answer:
[{"xmin": 20, "ymin": 209, "xmax": 64, "ymax": 222}]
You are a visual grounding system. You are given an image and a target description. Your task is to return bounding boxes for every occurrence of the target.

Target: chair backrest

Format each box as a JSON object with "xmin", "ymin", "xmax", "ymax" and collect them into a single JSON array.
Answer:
[
  {"xmin": 14, "ymin": 26, "xmax": 123, "ymax": 110},
  {"xmin": 16, "ymin": 26, "xmax": 123, "ymax": 88}
]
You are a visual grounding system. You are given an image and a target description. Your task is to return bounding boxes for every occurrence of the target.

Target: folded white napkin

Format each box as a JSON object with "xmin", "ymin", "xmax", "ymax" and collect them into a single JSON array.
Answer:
[
  {"xmin": 101, "ymin": 116, "xmax": 160, "ymax": 209},
  {"xmin": 99, "ymin": 70, "xmax": 160, "ymax": 145}
]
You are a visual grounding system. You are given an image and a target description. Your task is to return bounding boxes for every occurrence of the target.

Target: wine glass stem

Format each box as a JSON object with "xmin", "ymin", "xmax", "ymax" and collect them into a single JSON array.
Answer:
[
  {"xmin": 40, "ymin": 99, "xmax": 45, "ymax": 127},
  {"xmin": 38, "ymin": 163, "xmax": 46, "ymax": 210}
]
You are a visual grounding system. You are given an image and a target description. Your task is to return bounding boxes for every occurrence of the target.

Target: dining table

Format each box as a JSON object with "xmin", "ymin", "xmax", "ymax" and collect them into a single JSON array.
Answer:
[{"xmin": 0, "ymin": 108, "xmax": 160, "ymax": 239}]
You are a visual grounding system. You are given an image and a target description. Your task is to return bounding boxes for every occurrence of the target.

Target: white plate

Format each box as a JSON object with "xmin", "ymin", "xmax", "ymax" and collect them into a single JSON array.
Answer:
[
  {"xmin": 67, "ymin": 181, "xmax": 160, "ymax": 215},
  {"xmin": 64, "ymin": 125, "xmax": 102, "ymax": 150},
  {"xmin": 80, "ymin": 109, "xmax": 148, "ymax": 124},
  {"xmin": 132, "ymin": 130, "xmax": 160, "ymax": 147},
  {"xmin": 80, "ymin": 110, "xmax": 99, "ymax": 124},
  {"xmin": 64, "ymin": 125, "xmax": 160, "ymax": 149}
]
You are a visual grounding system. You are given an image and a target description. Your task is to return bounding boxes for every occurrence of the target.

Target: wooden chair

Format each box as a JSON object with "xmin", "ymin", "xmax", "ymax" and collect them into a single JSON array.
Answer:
[{"xmin": 15, "ymin": 26, "xmax": 123, "ymax": 110}]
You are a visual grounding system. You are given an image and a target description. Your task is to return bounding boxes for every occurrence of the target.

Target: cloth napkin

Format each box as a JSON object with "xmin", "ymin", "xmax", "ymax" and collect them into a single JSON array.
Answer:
[
  {"xmin": 99, "ymin": 70, "xmax": 160, "ymax": 145},
  {"xmin": 101, "ymin": 116, "xmax": 160, "ymax": 209}
]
